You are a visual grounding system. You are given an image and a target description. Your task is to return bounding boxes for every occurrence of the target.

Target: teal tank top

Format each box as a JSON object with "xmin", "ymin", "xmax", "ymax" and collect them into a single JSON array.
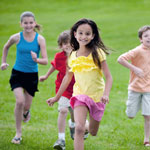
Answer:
[{"xmin": 13, "ymin": 32, "xmax": 40, "ymax": 72}]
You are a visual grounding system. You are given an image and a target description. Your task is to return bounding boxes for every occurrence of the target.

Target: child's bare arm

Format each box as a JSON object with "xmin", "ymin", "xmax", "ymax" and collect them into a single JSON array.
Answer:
[
  {"xmin": 1, "ymin": 34, "xmax": 19, "ymax": 70},
  {"xmin": 101, "ymin": 60, "xmax": 113, "ymax": 104},
  {"xmin": 118, "ymin": 56, "xmax": 144, "ymax": 77},
  {"xmin": 34, "ymin": 35, "xmax": 48, "ymax": 65},
  {"xmin": 46, "ymin": 69, "xmax": 73, "ymax": 106},
  {"xmin": 39, "ymin": 65, "xmax": 55, "ymax": 82}
]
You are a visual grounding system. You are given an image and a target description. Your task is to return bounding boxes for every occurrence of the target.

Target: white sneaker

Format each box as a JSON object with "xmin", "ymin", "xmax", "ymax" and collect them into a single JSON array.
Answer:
[
  {"xmin": 53, "ymin": 139, "xmax": 65, "ymax": 150},
  {"xmin": 68, "ymin": 119, "xmax": 75, "ymax": 140}
]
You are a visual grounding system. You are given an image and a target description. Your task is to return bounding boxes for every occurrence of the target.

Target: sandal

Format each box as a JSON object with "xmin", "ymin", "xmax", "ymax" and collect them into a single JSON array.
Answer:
[
  {"xmin": 11, "ymin": 137, "xmax": 22, "ymax": 144},
  {"xmin": 144, "ymin": 141, "xmax": 150, "ymax": 147},
  {"xmin": 23, "ymin": 110, "xmax": 31, "ymax": 123}
]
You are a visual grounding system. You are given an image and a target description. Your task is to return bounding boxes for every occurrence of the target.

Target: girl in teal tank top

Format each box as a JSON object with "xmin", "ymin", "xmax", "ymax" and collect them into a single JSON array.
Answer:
[{"xmin": 0, "ymin": 11, "xmax": 48, "ymax": 144}]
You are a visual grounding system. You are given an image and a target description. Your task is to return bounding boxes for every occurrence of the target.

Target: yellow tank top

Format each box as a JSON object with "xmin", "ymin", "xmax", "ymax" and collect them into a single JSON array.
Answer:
[{"xmin": 68, "ymin": 49, "xmax": 106, "ymax": 102}]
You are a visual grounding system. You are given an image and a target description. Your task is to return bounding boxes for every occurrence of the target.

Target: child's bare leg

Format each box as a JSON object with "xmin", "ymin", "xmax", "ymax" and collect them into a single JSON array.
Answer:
[
  {"xmin": 74, "ymin": 106, "xmax": 88, "ymax": 150},
  {"xmin": 144, "ymin": 115, "xmax": 150, "ymax": 143},
  {"xmin": 58, "ymin": 107, "xmax": 68, "ymax": 139},
  {"xmin": 89, "ymin": 116, "xmax": 100, "ymax": 136},
  {"xmin": 13, "ymin": 88, "xmax": 25, "ymax": 138},
  {"xmin": 24, "ymin": 90, "xmax": 33, "ymax": 113},
  {"xmin": 69, "ymin": 107, "xmax": 75, "ymax": 122}
]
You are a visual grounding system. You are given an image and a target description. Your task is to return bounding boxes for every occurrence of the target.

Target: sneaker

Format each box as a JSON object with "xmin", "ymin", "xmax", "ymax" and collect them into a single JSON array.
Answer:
[
  {"xmin": 53, "ymin": 139, "xmax": 65, "ymax": 150},
  {"xmin": 68, "ymin": 119, "xmax": 75, "ymax": 140},
  {"xmin": 69, "ymin": 126, "xmax": 75, "ymax": 140},
  {"xmin": 23, "ymin": 110, "xmax": 31, "ymax": 123},
  {"xmin": 84, "ymin": 131, "xmax": 89, "ymax": 140},
  {"xmin": 144, "ymin": 141, "xmax": 150, "ymax": 147}
]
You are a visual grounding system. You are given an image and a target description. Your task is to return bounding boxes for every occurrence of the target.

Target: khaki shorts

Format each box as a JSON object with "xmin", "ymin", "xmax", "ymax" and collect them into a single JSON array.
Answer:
[
  {"xmin": 126, "ymin": 90, "xmax": 150, "ymax": 117},
  {"xmin": 58, "ymin": 96, "xmax": 70, "ymax": 111}
]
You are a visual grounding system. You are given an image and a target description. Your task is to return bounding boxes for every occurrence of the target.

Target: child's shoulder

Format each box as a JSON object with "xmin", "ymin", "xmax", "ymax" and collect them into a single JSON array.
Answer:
[
  {"xmin": 128, "ymin": 45, "xmax": 143, "ymax": 53},
  {"xmin": 54, "ymin": 51, "xmax": 66, "ymax": 59},
  {"xmin": 37, "ymin": 34, "xmax": 45, "ymax": 41},
  {"xmin": 97, "ymin": 48, "xmax": 106, "ymax": 60},
  {"xmin": 9, "ymin": 33, "xmax": 20, "ymax": 43}
]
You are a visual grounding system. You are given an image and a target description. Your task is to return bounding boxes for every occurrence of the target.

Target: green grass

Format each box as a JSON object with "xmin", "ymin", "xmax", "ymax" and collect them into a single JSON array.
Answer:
[{"xmin": 0, "ymin": 0, "xmax": 150, "ymax": 149}]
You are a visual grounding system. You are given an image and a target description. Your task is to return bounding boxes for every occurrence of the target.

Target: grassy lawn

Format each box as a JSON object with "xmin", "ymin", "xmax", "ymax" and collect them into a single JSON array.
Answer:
[{"xmin": 0, "ymin": 0, "xmax": 150, "ymax": 149}]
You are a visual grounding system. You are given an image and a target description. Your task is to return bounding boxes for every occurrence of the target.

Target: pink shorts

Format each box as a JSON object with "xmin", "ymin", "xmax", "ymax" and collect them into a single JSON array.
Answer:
[{"xmin": 70, "ymin": 95, "xmax": 105, "ymax": 121}]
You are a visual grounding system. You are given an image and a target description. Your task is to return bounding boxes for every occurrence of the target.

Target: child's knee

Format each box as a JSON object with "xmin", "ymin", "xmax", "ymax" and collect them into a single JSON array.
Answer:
[
  {"xmin": 59, "ymin": 107, "xmax": 68, "ymax": 115},
  {"xmin": 126, "ymin": 110, "xmax": 136, "ymax": 119},
  {"xmin": 16, "ymin": 101, "xmax": 24, "ymax": 108},
  {"xmin": 75, "ymin": 123, "xmax": 85, "ymax": 134},
  {"xmin": 143, "ymin": 115, "xmax": 150, "ymax": 121},
  {"xmin": 89, "ymin": 128, "xmax": 98, "ymax": 136}
]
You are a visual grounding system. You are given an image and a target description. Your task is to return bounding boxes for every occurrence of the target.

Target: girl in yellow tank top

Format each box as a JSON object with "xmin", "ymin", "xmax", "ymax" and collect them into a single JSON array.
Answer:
[{"xmin": 46, "ymin": 18, "xmax": 113, "ymax": 150}]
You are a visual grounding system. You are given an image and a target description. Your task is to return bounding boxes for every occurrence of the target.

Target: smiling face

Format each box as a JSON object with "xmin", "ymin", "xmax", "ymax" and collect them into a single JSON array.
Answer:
[
  {"xmin": 21, "ymin": 16, "xmax": 36, "ymax": 33},
  {"xmin": 74, "ymin": 23, "xmax": 94, "ymax": 46},
  {"xmin": 60, "ymin": 41, "xmax": 72, "ymax": 55},
  {"xmin": 140, "ymin": 30, "xmax": 150, "ymax": 48}
]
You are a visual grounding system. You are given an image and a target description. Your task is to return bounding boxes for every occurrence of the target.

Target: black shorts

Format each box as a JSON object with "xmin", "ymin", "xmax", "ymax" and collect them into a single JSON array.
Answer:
[{"xmin": 9, "ymin": 69, "xmax": 39, "ymax": 97}]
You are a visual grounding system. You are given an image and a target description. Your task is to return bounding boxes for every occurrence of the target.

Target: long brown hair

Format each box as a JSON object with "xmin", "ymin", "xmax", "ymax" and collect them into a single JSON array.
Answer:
[{"xmin": 70, "ymin": 18, "xmax": 109, "ymax": 69}]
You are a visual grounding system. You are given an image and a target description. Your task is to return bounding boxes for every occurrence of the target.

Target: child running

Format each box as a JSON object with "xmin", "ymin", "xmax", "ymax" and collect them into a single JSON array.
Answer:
[
  {"xmin": 118, "ymin": 25, "xmax": 150, "ymax": 147},
  {"xmin": 46, "ymin": 18, "xmax": 113, "ymax": 150},
  {"xmin": 0, "ymin": 11, "xmax": 48, "ymax": 144},
  {"xmin": 39, "ymin": 30, "xmax": 76, "ymax": 150}
]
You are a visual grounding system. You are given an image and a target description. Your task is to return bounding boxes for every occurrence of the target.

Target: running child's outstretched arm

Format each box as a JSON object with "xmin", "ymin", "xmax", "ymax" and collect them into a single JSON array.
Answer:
[
  {"xmin": 101, "ymin": 60, "xmax": 113, "ymax": 104},
  {"xmin": 1, "ymin": 34, "xmax": 19, "ymax": 70},
  {"xmin": 46, "ymin": 69, "xmax": 73, "ymax": 106},
  {"xmin": 117, "ymin": 56, "xmax": 144, "ymax": 78},
  {"xmin": 39, "ymin": 66, "xmax": 55, "ymax": 82}
]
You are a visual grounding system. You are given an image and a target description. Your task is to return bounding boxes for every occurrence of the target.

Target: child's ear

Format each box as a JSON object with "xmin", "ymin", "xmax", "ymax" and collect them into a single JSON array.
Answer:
[
  {"xmin": 35, "ymin": 21, "xmax": 37, "ymax": 26},
  {"xmin": 20, "ymin": 22, "xmax": 22, "ymax": 27},
  {"xmin": 92, "ymin": 34, "xmax": 95, "ymax": 40},
  {"xmin": 74, "ymin": 31, "xmax": 77, "ymax": 38},
  {"xmin": 139, "ymin": 38, "xmax": 143, "ymax": 43},
  {"xmin": 59, "ymin": 45, "xmax": 61, "ymax": 49}
]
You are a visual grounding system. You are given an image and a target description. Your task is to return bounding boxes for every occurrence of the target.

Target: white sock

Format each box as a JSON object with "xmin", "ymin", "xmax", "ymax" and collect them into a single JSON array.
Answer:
[
  {"xmin": 69, "ymin": 119, "xmax": 75, "ymax": 128},
  {"xmin": 58, "ymin": 133, "xmax": 65, "ymax": 140}
]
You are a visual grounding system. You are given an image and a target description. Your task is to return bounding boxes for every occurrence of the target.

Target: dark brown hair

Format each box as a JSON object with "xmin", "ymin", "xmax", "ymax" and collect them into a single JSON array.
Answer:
[
  {"xmin": 138, "ymin": 25, "xmax": 150, "ymax": 39},
  {"xmin": 57, "ymin": 30, "xmax": 70, "ymax": 46},
  {"xmin": 70, "ymin": 18, "xmax": 109, "ymax": 69}
]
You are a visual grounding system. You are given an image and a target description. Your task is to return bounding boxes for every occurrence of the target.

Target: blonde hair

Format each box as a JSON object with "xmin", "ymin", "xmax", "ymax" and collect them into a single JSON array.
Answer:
[
  {"xmin": 20, "ymin": 11, "xmax": 42, "ymax": 31},
  {"xmin": 138, "ymin": 25, "xmax": 150, "ymax": 38}
]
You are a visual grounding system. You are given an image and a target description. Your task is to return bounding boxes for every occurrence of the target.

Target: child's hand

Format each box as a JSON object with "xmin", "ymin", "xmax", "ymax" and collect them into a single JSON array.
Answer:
[
  {"xmin": 31, "ymin": 51, "xmax": 37, "ymax": 62},
  {"xmin": 0, "ymin": 63, "xmax": 9, "ymax": 70},
  {"xmin": 133, "ymin": 66, "xmax": 144, "ymax": 78},
  {"xmin": 39, "ymin": 75, "xmax": 47, "ymax": 82},
  {"xmin": 101, "ymin": 95, "xmax": 109, "ymax": 104},
  {"xmin": 46, "ymin": 97, "xmax": 58, "ymax": 106}
]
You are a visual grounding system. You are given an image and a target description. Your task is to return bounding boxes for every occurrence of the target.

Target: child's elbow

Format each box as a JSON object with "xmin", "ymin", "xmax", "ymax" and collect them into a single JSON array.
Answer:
[
  {"xmin": 110, "ymin": 74, "xmax": 113, "ymax": 84},
  {"xmin": 44, "ymin": 58, "xmax": 48, "ymax": 65},
  {"xmin": 117, "ymin": 56, "xmax": 122, "ymax": 64},
  {"xmin": 46, "ymin": 59, "xmax": 48, "ymax": 65}
]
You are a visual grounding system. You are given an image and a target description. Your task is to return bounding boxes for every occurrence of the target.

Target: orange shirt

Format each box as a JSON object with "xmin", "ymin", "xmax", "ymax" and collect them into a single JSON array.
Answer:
[{"xmin": 120, "ymin": 44, "xmax": 150, "ymax": 92}]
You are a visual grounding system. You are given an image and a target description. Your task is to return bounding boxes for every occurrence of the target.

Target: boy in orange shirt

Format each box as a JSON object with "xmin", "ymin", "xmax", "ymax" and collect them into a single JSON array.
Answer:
[{"xmin": 118, "ymin": 25, "xmax": 150, "ymax": 147}]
